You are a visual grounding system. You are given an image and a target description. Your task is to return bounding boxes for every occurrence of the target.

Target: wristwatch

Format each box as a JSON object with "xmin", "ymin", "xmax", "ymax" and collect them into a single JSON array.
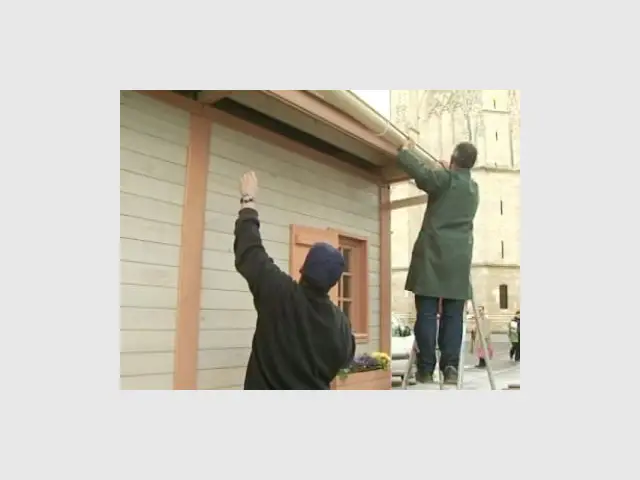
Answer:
[{"xmin": 240, "ymin": 195, "xmax": 255, "ymax": 205}]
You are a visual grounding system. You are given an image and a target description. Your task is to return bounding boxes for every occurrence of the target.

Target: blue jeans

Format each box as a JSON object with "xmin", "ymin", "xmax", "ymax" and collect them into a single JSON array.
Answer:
[{"xmin": 414, "ymin": 295, "xmax": 465, "ymax": 374}]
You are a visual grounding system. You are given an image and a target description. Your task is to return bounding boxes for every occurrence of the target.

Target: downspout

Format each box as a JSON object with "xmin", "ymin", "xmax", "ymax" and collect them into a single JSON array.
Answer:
[{"xmin": 309, "ymin": 90, "xmax": 442, "ymax": 170}]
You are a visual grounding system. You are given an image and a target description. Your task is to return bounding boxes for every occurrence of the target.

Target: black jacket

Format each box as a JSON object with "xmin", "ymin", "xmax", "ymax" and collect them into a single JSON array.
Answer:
[{"xmin": 234, "ymin": 208, "xmax": 355, "ymax": 390}]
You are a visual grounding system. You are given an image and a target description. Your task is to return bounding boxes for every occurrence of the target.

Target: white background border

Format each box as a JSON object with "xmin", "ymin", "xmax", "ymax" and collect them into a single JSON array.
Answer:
[{"xmin": 2, "ymin": 1, "xmax": 629, "ymax": 477}]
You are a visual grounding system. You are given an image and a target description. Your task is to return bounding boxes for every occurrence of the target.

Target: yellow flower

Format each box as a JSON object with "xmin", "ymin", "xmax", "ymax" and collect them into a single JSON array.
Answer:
[{"xmin": 370, "ymin": 352, "xmax": 391, "ymax": 370}]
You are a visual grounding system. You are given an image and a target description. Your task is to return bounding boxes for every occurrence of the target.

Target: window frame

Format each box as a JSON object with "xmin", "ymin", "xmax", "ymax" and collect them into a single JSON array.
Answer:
[{"xmin": 336, "ymin": 233, "xmax": 369, "ymax": 343}]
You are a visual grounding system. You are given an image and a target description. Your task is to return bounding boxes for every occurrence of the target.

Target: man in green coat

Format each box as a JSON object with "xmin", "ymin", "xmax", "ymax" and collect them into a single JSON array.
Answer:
[{"xmin": 397, "ymin": 140, "xmax": 479, "ymax": 384}]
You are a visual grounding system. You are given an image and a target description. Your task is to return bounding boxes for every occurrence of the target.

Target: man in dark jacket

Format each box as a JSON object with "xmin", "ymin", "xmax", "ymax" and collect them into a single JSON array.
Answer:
[
  {"xmin": 234, "ymin": 171, "xmax": 355, "ymax": 390},
  {"xmin": 397, "ymin": 141, "xmax": 479, "ymax": 384}
]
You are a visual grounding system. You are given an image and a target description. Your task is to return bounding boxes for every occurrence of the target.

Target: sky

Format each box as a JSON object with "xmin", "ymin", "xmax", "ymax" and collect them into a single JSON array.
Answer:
[{"xmin": 351, "ymin": 90, "xmax": 390, "ymax": 119}]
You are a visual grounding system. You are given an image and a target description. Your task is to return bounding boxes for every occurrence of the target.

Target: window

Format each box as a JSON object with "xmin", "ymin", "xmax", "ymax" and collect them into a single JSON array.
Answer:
[
  {"xmin": 290, "ymin": 225, "xmax": 369, "ymax": 342},
  {"xmin": 499, "ymin": 284, "xmax": 509, "ymax": 310},
  {"xmin": 501, "ymin": 240, "xmax": 505, "ymax": 259},
  {"xmin": 338, "ymin": 245, "xmax": 353, "ymax": 320},
  {"xmin": 337, "ymin": 235, "xmax": 369, "ymax": 340},
  {"xmin": 500, "ymin": 200, "xmax": 503, "ymax": 215}
]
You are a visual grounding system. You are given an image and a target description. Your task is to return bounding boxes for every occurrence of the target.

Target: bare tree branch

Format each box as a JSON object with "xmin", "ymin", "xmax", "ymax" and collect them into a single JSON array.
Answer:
[
  {"xmin": 421, "ymin": 90, "xmax": 455, "ymax": 119},
  {"xmin": 392, "ymin": 90, "xmax": 410, "ymax": 132},
  {"xmin": 444, "ymin": 90, "xmax": 483, "ymax": 142}
]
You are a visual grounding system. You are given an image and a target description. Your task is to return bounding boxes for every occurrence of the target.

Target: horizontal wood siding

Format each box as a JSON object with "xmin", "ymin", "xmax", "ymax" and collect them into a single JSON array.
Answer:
[
  {"xmin": 120, "ymin": 91, "xmax": 189, "ymax": 389},
  {"xmin": 198, "ymin": 124, "xmax": 380, "ymax": 389}
]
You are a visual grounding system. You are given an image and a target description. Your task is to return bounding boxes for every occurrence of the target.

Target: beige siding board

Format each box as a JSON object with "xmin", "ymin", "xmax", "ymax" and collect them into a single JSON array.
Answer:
[
  {"xmin": 199, "ymin": 329, "xmax": 255, "ymax": 350},
  {"xmin": 202, "ymin": 230, "xmax": 289, "ymax": 263},
  {"xmin": 358, "ymin": 327, "xmax": 381, "ymax": 355},
  {"xmin": 205, "ymin": 192, "xmax": 379, "ymax": 245},
  {"xmin": 121, "ymin": 261, "xmax": 179, "ymax": 288},
  {"xmin": 120, "ymin": 192, "xmax": 183, "ymax": 225},
  {"xmin": 120, "ymin": 373, "xmax": 174, "ymax": 390},
  {"xmin": 201, "ymin": 269, "xmax": 249, "ymax": 292},
  {"xmin": 121, "ymin": 126, "xmax": 187, "ymax": 166},
  {"xmin": 369, "ymin": 326, "xmax": 380, "ymax": 342},
  {"xmin": 120, "ymin": 103, "xmax": 190, "ymax": 147},
  {"xmin": 121, "ymin": 307, "xmax": 176, "ymax": 331},
  {"xmin": 121, "ymin": 352, "xmax": 175, "ymax": 376},
  {"xmin": 369, "ymin": 283, "xmax": 380, "ymax": 302},
  {"xmin": 201, "ymin": 289, "xmax": 253, "ymax": 311},
  {"xmin": 207, "ymin": 166, "xmax": 378, "ymax": 235},
  {"xmin": 120, "ymin": 91, "xmax": 191, "ymax": 129},
  {"xmin": 202, "ymin": 249, "xmax": 288, "ymax": 273},
  {"xmin": 368, "ymin": 258, "xmax": 380, "ymax": 274},
  {"xmin": 204, "ymin": 211, "xmax": 292, "ymax": 244},
  {"xmin": 121, "ymin": 149, "xmax": 187, "ymax": 186},
  {"xmin": 207, "ymin": 163, "xmax": 377, "ymax": 220},
  {"xmin": 121, "ymin": 215, "xmax": 182, "ymax": 246},
  {"xmin": 120, "ymin": 170, "xmax": 185, "ymax": 206},
  {"xmin": 198, "ymin": 348, "xmax": 251, "ymax": 370},
  {"xmin": 120, "ymin": 238, "xmax": 180, "ymax": 267},
  {"xmin": 121, "ymin": 330, "xmax": 175, "ymax": 353},
  {"xmin": 121, "ymin": 284, "xmax": 178, "ymax": 309},
  {"xmin": 197, "ymin": 367, "xmax": 246, "ymax": 390},
  {"xmin": 199, "ymin": 309, "xmax": 256, "ymax": 331}
]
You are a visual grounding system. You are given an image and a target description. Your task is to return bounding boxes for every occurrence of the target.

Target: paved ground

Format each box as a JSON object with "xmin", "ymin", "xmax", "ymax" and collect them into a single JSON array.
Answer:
[
  {"xmin": 461, "ymin": 333, "xmax": 515, "ymax": 370},
  {"xmin": 392, "ymin": 334, "xmax": 520, "ymax": 390}
]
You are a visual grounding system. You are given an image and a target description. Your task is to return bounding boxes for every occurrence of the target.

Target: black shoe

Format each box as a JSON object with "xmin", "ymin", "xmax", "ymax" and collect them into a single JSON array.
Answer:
[
  {"xmin": 476, "ymin": 359, "xmax": 487, "ymax": 369},
  {"xmin": 443, "ymin": 366, "xmax": 458, "ymax": 385},
  {"xmin": 416, "ymin": 371, "xmax": 434, "ymax": 384}
]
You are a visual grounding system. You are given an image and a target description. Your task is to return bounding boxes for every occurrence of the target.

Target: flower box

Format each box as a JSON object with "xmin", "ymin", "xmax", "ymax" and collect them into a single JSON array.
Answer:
[{"xmin": 331, "ymin": 368, "xmax": 391, "ymax": 390}]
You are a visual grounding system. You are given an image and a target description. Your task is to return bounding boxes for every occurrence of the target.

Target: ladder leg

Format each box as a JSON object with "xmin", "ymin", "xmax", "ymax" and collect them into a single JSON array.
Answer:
[
  {"xmin": 436, "ymin": 319, "xmax": 444, "ymax": 389},
  {"xmin": 456, "ymin": 318, "xmax": 467, "ymax": 389},
  {"xmin": 437, "ymin": 347, "xmax": 444, "ymax": 389},
  {"xmin": 401, "ymin": 340, "xmax": 416, "ymax": 389},
  {"xmin": 469, "ymin": 299, "xmax": 497, "ymax": 390}
]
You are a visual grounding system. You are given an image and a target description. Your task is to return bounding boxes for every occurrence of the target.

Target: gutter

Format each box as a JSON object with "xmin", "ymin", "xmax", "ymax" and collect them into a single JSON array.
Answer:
[{"xmin": 308, "ymin": 90, "xmax": 442, "ymax": 170}]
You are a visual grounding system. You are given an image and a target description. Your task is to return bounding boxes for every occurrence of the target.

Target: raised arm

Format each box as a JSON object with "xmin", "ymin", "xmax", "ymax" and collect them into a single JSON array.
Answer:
[
  {"xmin": 397, "ymin": 143, "xmax": 450, "ymax": 195},
  {"xmin": 233, "ymin": 172, "xmax": 292, "ymax": 299}
]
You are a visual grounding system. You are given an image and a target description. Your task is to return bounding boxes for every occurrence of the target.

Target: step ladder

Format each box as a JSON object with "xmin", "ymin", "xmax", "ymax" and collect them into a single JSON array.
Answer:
[{"xmin": 400, "ymin": 297, "xmax": 496, "ymax": 390}]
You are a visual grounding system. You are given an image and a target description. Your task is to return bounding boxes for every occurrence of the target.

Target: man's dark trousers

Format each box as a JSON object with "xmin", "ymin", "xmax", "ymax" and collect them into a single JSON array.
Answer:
[
  {"xmin": 510, "ymin": 342, "xmax": 520, "ymax": 362},
  {"xmin": 414, "ymin": 295, "xmax": 465, "ymax": 374}
]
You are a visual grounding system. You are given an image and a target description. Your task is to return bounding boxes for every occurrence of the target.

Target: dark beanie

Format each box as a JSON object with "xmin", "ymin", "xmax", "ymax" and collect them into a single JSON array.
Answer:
[{"xmin": 299, "ymin": 242, "xmax": 345, "ymax": 291}]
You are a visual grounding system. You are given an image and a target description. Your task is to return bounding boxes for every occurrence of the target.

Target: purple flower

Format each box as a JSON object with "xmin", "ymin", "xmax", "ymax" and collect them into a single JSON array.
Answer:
[{"xmin": 347, "ymin": 353, "xmax": 383, "ymax": 372}]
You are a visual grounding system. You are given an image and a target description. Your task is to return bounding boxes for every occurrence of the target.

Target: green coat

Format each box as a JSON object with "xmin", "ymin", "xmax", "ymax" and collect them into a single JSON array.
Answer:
[{"xmin": 397, "ymin": 149, "xmax": 479, "ymax": 300}]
